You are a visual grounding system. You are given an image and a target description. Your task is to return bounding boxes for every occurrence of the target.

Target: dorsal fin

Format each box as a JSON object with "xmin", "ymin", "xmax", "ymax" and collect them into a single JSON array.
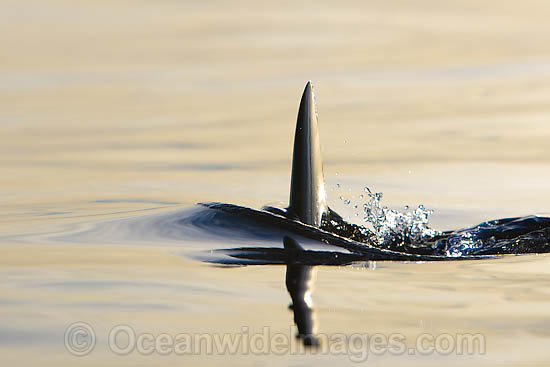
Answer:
[{"xmin": 287, "ymin": 82, "xmax": 328, "ymax": 227}]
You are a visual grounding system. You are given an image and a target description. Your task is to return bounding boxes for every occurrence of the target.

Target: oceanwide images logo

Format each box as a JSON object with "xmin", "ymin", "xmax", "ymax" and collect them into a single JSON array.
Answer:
[
  {"xmin": 64, "ymin": 322, "xmax": 486, "ymax": 362},
  {"xmin": 64, "ymin": 322, "xmax": 96, "ymax": 356}
]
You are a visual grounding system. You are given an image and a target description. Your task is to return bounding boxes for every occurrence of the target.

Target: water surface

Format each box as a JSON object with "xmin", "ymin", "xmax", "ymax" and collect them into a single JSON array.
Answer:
[{"xmin": 2, "ymin": 0, "xmax": 550, "ymax": 365}]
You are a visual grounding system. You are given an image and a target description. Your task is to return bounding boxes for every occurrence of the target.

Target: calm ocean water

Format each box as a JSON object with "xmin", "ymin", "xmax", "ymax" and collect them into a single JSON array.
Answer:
[{"xmin": 2, "ymin": 1, "xmax": 550, "ymax": 365}]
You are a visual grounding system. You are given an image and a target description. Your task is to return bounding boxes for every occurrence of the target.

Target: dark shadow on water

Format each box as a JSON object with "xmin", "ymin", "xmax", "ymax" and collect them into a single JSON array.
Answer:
[
  {"xmin": 283, "ymin": 236, "xmax": 319, "ymax": 346},
  {"xmin": 206, "ymin": 234, "xmax": 374, "ymax": 348}
]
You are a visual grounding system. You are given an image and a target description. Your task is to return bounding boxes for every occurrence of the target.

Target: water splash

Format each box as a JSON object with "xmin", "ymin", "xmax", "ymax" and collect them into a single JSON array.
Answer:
[
  {"xmin": 442, "ymin": 231, "xmax": 484, "ymax": 257},
  {"xmin": 336, "ymin": 185, "xmax": 439, "ymax": 248},
  {"xmin": 330, "ymin": 178, "xmax": 550, "ymax": 256},
  {"xmin": 360, "ymin": 187, "xmax": 440, "ymax": 247}
]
